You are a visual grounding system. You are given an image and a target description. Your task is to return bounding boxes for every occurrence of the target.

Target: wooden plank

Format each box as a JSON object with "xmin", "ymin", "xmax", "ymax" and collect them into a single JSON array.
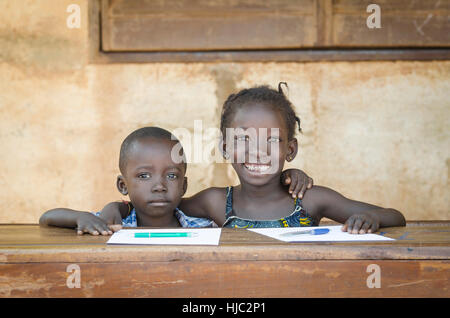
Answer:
[
  {"xmin": 91, "ymin": 48, "xmax": 450, "ymax": 63},
  {"xmin": 1, "ymin": 224, "xmax": 449, "ymax": 263},
  {"xmin": 1, "ymin": 243, "xmax": 450, "ymax": 263},
  {"xmin": 0, "ymin": 260, "xmax": 448, "ymax": 297},
  {"xmin": 100, "ymin": 0, "xmax": 111, "ymax": 51},
  {"xmin": 89, "ymin": 0, "xmax": 102, "ymax": 61},
  {"xmin": 100, "ymin": 0, "xmax": 450, "ymax": 52},
  {"xmin": 90, "ymin": 0, "xmax": 450, "ymax": 62},
  {"xmin": 315, "ymin": 0, "xmax": 333, "ymax": 47},
  {"xmin": 101, "ymin": 0, "xmax": 316, "ymax": 51},
  {"xmin": 332, "ymin": 0, "xmax": 450, "ymax": 47},
  {"xmin": 1, "ymin": 223, "xmax": 448, "ymax": 246},
  {"xmin": 108, "ymin": 0, "xmax": 311, "ymax": 15},
  {"xmin": 1, "ymin": 224, "xmax": 449, "ymax": 297}
]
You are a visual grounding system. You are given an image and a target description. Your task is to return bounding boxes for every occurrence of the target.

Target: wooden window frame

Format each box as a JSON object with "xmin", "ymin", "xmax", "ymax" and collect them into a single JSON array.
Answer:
[{"xmin": 88, "ymin": 0, "xmax": 450, "ymax": 63}]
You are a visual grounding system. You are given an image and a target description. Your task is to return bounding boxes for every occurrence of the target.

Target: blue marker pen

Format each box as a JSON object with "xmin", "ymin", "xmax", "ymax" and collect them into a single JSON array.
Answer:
[
  {"xmin": 279, "ymin": 228, "xmax": 330, "ymax": 237},
  {"xmin": 134, "ymin": 232, "xmax": 198, "ymax": 238}
]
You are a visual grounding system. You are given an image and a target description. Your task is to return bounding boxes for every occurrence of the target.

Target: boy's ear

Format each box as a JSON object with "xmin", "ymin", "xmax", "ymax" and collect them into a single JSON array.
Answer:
[
  {"xmin": 116, "ymin": 175, "xmax": 128, "ymax": 195},
  {"xmin": 286, "ymin": 138, "xmax": 298, "ymax": 162},
  {"xmin": 182, "ymin": 177, "xmax": 188, "ymax": 196}
]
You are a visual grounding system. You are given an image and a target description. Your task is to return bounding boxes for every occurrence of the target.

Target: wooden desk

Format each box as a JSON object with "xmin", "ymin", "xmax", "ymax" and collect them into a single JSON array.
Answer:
[{"xmin": 0, "ymin": 222, "xmax": 449, "ymax": 298}]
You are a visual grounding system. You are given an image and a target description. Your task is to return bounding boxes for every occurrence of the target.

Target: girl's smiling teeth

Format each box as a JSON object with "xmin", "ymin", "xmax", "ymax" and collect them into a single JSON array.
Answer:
[{"xmin": 244, "ymin": 163, "xmax": 271, "ymax": 172}]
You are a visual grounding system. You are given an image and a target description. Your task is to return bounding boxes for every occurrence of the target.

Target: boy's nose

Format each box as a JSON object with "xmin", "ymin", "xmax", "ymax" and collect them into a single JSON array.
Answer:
[{"xmin": 151, "ymin": 179, "xmax": 167, "ymax": 192}]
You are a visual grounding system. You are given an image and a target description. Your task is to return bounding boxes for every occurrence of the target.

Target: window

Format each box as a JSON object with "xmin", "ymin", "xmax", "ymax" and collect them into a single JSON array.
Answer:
[{"xmin": 89, "ymin": 0, "xmax": 450, "ymax": 63}]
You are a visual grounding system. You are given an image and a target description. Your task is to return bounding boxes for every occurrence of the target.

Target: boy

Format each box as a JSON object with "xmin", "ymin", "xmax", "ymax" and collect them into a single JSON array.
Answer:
[{"xmin": 39, "ymin": 127, "xmax": 216, "ymax": 234}]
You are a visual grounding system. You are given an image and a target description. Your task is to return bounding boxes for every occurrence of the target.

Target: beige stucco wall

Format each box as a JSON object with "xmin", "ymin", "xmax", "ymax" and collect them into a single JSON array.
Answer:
[{"xmin": 1, "ymin": 0, "xmax": 449, "ymax": 223}]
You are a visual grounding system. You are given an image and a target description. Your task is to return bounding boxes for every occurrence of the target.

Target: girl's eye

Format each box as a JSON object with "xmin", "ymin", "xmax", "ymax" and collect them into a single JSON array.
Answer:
[
  {"xmin": 167, "ymin": 173, "xmax": 178, "ymax": 180},
  {"xmin": 235, "ymin": 135, "xmax": 249, "ymax": 142},
  {"xmin": 138, "ymin": 173, "xmax": 150, "ymax": 179},
  {"xmin": 268, "ymin": 136, "xmax": 280, "ymax": 143}
]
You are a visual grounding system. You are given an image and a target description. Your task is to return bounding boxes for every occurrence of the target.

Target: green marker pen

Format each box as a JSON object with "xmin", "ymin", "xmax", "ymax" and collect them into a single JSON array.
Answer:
[{"xmin": 134, "ymin": 232, "xmax": 198, "ymax": 238}]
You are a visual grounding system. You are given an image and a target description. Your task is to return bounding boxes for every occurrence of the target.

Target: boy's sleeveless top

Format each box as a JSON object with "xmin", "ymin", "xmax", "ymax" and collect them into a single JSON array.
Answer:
[{"xmin": 223, "ymin": 186, "xmax": 317, "ymax": 228}]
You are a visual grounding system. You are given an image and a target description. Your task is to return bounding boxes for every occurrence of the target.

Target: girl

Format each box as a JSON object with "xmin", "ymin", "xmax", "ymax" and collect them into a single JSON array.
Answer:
[
  {"xmin": 103, "ymin": 84, "xmax": 405, "ymax": 233},
  {"xmin": 177, "ymin": 83, "xmax": 405, "ymax": 232}
]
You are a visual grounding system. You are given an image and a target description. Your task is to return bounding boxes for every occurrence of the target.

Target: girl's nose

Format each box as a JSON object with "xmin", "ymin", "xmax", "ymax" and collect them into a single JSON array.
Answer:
[
  {"xmin": 248, "ymin": 141, "xmax": 271, "ymax": 163},
  {"xmin": 247, "ymin": 146, "xmax": 259, "ymax": 163}
]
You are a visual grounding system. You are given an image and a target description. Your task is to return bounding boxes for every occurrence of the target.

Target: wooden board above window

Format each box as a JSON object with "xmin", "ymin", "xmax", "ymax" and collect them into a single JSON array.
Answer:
[
  {"xmin": 101, "ymin": 0, "xmax": 318, "ymax": 51},
  {"xmin": 94, "ymin": 0, "xmax": 450, "ymax": 62}
]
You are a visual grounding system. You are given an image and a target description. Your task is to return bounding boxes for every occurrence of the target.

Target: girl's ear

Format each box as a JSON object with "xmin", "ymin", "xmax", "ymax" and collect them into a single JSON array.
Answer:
[
  {"xmin": 182, "ymin": 177, "xmax": 188, "ymax": 196},
  {"xmin": 218, "ymin": 138, "xmax": 230, "ymax": 160},
  {"xmin": 286, "ymin": 138, "xmax": 298, "ymax": 162},
  {"xmin": 116, "ymin": 175, "xmax": 128, "ymax": 195}
]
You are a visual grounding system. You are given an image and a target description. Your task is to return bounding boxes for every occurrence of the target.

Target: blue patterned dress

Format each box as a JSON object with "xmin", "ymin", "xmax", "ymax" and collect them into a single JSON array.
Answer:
[{"xmin": 222, "ymin": 186, "xmax": 317, "ymax": 228}]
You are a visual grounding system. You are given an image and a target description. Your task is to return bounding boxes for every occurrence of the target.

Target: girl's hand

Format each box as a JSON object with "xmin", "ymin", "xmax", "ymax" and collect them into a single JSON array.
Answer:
[
  {"xmin": 281, "ymin": 169, "xmax": 313, "ymax": 199},
  {"xmin": 342, "ymin": 213, "xmax": 380, "ymax": 234},
  {"xmin": 97, "ymin": 201, "xmax": 126, "ymax": 232},
  {"xmin": 76, "ymin": 212, "xmax": 113, "ymax": 236}
]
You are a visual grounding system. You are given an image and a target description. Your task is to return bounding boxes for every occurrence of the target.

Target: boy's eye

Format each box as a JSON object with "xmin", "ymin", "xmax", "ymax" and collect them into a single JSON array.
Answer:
[
  {"xmin": 138, "ymin": 173, "xmax": 151, "ymax": 179},
  {"xmin": 167, "ymin": 173, "xmax": 178, "ymax": 180}
]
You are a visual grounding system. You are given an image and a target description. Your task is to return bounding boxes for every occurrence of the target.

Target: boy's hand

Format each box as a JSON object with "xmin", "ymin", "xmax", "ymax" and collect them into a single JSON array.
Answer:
[
  {"xmin": 342, "ymin": 213, "xmax": 380, "ymax": 234},
  {"xmin": 76, "ymin": 212, "xmax": 113, "ymax": 236},
  {"xmin": 281, "ymin": 169, "xmax": 313, "ymax": 199}
]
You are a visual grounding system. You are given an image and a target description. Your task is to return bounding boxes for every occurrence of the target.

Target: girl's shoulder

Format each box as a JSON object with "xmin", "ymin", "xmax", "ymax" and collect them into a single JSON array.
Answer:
[
  {"xmin": 195, "ymin": 187, "xmax": 228, "ymax": 205},
  {"xmin": 303, "ymin": 185, "xmax": 342, "ymax": 200},
  {"xmin": 182, "ymin": 187, "xmax": 228, "ymax": 215},
  {"xmin": 301, "ymin": 185, "xmax": 337, "ymax": 215},
  {"xmin": 301, "ymin": 185, "xmax": 351, "ymax": 217},
  {"xmin": 192, "ymin": 187, "xmax": 229, "ymax": 224}
]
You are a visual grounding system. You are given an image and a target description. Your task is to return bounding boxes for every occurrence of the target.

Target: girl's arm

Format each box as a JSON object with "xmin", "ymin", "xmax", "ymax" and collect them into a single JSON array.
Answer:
[
  {"xmin": 98, "ymin": 170, "xmax": 314, "ymax": 227},
  {"xmin": 302, "ymin": 186, "xmax": 406, "ymax": 234},
  {"xmin": 97, "ymin": 189, "xmax": 227, "ymax": 227},
  {"xmin": 98, "ymin": 201, "xmax": 131, "ymax": 225},
  {"xmin": 178, "ymin": 170, "xmax": 313, "ymax": 223},
  {"xmin": 178, "ymin": 187, "xmax": 227, "ymax": 226},
  {"xmin": 39, "ymin": 208, "xmax": 114, "ymax": 235}
]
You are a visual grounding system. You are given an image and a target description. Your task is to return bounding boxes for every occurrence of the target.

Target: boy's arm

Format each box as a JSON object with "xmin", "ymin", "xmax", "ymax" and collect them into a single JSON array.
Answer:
[
  {"xmin": 281, "ymin": 169, "xmax": 313, "ymax": 199},
  {"xmin": 39, "ymin": 208, "xmax": 113, "ymax": 235},
  {"xmin": 302, "ymin": 186, "xmax": 406, "ymax": 234}
]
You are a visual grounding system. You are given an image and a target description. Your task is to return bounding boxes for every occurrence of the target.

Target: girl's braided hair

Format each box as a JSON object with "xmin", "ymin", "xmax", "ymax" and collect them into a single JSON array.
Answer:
[{"xmin": 220, "ymin": 82, "xmax": 301, "ymax": 140}]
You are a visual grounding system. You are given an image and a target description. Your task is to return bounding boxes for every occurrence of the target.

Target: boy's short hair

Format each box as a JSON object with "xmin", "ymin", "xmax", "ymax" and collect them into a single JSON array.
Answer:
[{"xmin": 119, "ymin": 126, "xmax": 186, "ymax": 174}]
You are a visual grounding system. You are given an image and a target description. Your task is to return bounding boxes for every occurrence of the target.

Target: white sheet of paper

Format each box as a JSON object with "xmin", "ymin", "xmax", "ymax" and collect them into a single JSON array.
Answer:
[
  {"xmin": 106, "ymin": 228, "xmax": 222, "ymax": 245},
  {"xmin": 248, "ymin": 225, "xmax": 394, "ymax": 242}
]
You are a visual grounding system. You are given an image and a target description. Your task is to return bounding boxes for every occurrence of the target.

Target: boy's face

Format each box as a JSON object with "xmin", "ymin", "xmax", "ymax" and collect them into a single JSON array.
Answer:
[{"xmin": 119, "ymin": 137, "xmax": 187, "ymax": 219}]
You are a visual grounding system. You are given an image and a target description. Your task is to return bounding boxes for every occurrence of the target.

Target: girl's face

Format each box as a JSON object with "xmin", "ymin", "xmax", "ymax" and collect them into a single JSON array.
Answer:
[{"xmin": 224, "ymin": 102, "xmax": 297, "ymax": 187}]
